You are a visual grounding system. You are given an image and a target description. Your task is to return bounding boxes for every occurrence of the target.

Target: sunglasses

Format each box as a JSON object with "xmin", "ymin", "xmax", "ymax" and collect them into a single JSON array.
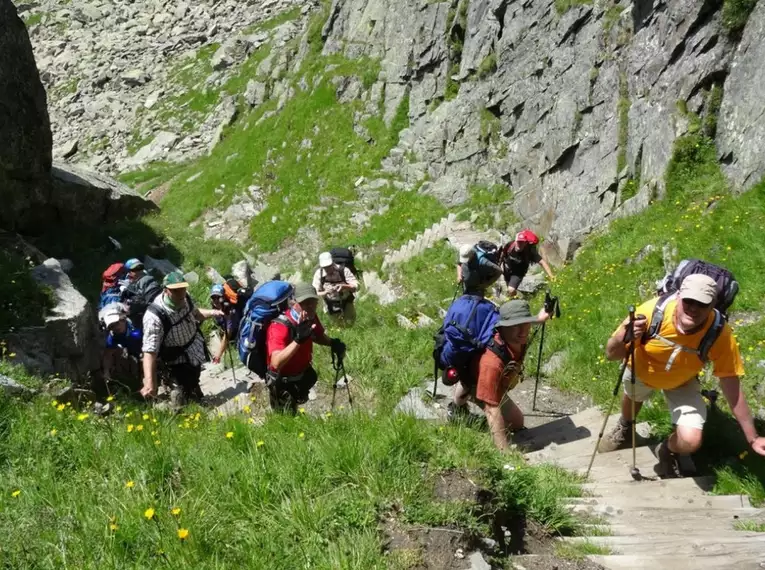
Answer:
[{"xmin": 681, "ymin": 298, "xmax": 712, "ymax": 310}]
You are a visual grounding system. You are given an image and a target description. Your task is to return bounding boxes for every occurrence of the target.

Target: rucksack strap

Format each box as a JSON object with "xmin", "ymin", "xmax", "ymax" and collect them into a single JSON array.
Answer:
[
  {"xmin": 320, "ymin": 268, "xmax": 347, "ymax": 288},
  {"xmin": 698, "ymin": 309, "xmax": 725, "ymax": 363},
  {"xmin": 146, "ymin": 297, "xmax": 196, "ymax": 348},
  {"xmin": 642, "ymin": 295, "xmax": 673, "ymax": 344},
  {"xmin": 452, "ymin": 296, "xmax": 488, "ymax": 348}
]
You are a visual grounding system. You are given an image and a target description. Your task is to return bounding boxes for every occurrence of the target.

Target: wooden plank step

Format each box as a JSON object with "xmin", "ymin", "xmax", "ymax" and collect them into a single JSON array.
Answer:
[
  {"xmin": 581, "ymin": 475, "xmax": 716, "ymax": 497},
  {"xmin": 597, "ymin": 516, "xmax": 762, "ymax": 535},
  {"xmin": 566, "ymin": 495, "xmax": 761, "ymax": 510},
  {"xmin": 512, "ymin": 407, "xmax": 605, "ymax": 452},
  {"xmin": 562, "ymin": 532, "xmax": 765, "ymax": 556},
  {"xmin": 562, "ymin": 442, "xmax": 658, "ymax": 473},
  {"xmin": 589, "ymin": 554, "xmax": 765, "ymax": 570}
]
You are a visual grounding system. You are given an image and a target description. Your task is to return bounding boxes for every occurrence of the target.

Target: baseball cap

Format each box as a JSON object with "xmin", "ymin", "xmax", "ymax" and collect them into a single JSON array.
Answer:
[
  {"xmin": 293, "ymin": 282, "xmax": 319, "ymax": 303},
  {"xmin": 103, "ymin": 312, "xmax": 123, "ymax": 328},
  {"xmin": 163, "ymin": 271, "xmax": 189, "ymax": 290},
  {"xmin": 679, "ymin": 274, "xmax": 717, "ymax": 305},
  {"xmin": 319, "ymin": 252, "xmax": 334, "ymax": 268},
  {"xmin": 515, "ymin": 230, "xmax": 539, "ymax": 244},
  {"xmin": 495, "ymin": 300, "xmax": 541, "ymax": 328},
  {"xmin": 459, "ymin": 244, "xmax": 475, "ymax": 263},
  {"xmin": 210, "ymin": 284, "xmax": 224, "ymax": 298},
  {"xmin": 125, "ymin": 258, "xmax": 144, "ymax": 271}
]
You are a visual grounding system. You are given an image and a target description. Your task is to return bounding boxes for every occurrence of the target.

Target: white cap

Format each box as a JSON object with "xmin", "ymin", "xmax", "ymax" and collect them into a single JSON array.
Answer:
[
  {"xmin": 103, "ymin": 312, "xmax": 123, "ymax": 328},
  {"xmin": 319, "ymin": 252, "xmax": 334, "ymax": 268},
  {"xmin": 459, "ymin": 244, "xmax": 475, "ymax": 264}
]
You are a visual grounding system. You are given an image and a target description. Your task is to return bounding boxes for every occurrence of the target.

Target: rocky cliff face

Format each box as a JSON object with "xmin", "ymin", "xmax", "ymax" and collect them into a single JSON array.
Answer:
[
  {"xmin": 18, "ymin": 0, "xmax": 765, "ymax": 254},
  {"xmin": 1, "ymin": 0, "xmax": 157, "ymax": 234},
  {"xmin": 321, "ymin": 0, "xmax": 765, "ymax": 251}
]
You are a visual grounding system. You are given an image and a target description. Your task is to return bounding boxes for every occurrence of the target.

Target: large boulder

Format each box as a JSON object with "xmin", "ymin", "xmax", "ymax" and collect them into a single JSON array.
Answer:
[
  {"xmin": 0, "ymin": 0, "xmax": 54, "ymax": 231},
  {"xmin": 717, "ymin": 1, "xmax": 765, "ymax": 191},
  {"xmin": 4, "ymin": 259, "xmax": 101, "ymax": 382}
]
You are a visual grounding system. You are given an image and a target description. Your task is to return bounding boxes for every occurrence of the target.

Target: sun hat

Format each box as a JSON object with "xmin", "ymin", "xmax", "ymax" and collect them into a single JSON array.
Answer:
[
  {"xmin": 459, "ymin": 244, "xmax": 475, "ymax": 263},
  {"xmin": 210, "ymin": 284, "xmax": 225, "ymax": 298},
  {"xmin": 163, "ymin": 271, "xmax": 189, "ymax": 290},
  {"xmin": 679, "ymin": 274, "xmax": 717, "ymax": 305},
  {"xmin": 495, "ymin": 300, "xmax": 541, "ymax": 328},
  {"xmin": 515, "ymin": 230, "xmax": 539, "ymax": 245},
  {"xmin": 293, "ymin": 282, "xmax": 319, "ymax": 303},
  {"xmin": 319, "ymin": 252, "xmax": 334, "ymax": 268}
]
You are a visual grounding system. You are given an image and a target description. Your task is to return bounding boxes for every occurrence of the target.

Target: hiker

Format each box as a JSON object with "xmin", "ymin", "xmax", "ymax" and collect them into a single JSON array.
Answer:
[
  {"xmin": 210, "ymin": 283, "xmax": 242, "ymax": 364},
  {"xmin": 312, "ymin": 251, "xmax": 358, "ymax": 322},
  {"xmin": 99, "ymin": 263, "xmax": 129, "ymax": 312},
  {"xmin": 266, "ymin": 282, "xmax": 346, "ymax": 413},
  {"xmin": 140, "ymin": 272, "xmax": 224, "ymax": 402},
  {"xmin": 457, "ymin": 242, "xmax": 503, "ymax": 296},
  {"xmin": 499, "ymin": 230, "xmax": 555, "ymax": 297},
  {"xmin": 448, "ymin": 299, "xmax": 550, "ymax": 451},
  {"xmin": 100, "ymin": 303, "xmax": 142, "ymax": 384},
  {"xmin": 121, "ymin": 258, "xmax": 162, "ymax": 324},
  {"xmin": 600, "ymin": 274, "xmax": 765, "ymax": 476}
]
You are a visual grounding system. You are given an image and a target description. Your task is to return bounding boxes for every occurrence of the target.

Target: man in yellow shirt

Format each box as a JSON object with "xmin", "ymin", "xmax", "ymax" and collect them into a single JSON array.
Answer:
[{"xmin": 601, "ymin": 274, "xmax": 765, "ymax": 477}]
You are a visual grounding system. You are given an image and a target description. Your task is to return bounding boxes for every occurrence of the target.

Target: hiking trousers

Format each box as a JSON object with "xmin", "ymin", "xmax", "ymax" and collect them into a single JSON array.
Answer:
[
  {"xmin": 168, "ymin": 363, "xmax": 204, "ymax": 402},
  {"xmin": 266, "ymin": 366, "xmax": 318, "ymax": 414}
]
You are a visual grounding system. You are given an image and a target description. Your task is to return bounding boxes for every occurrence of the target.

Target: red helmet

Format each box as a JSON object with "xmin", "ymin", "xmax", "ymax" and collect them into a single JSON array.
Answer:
[{"xmin": 515, "ymin": 229, "xmax": 539, "ymax": 245}]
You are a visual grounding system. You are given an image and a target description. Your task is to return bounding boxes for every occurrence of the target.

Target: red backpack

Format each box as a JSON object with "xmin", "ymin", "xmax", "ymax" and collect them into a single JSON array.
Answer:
[{"xmin": 101, "ymin": 263, "xmax": 127, "ymax": 292}]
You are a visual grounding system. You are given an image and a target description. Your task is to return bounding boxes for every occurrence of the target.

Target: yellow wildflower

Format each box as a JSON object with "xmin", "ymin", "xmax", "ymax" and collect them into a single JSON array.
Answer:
[
  {"xmin": 226, "ymin": 432, "xmax": 234, "ymax": 439},
  {"xmin": 127, "ymin": 424, "xmax": 134, "ymax": 433},
  {"xmin": 109, "ymin": 523, "xmax": 119, "ymax": 531},
  {"xmin": 56, "ymin": 404, "xmax": 65, "ymax": 412},
  {"xmin": 142, "ymin": 414, "xmax": 150, "ymax": 420},
  {"xmin": 106, "ymin": 396, "xmax": 114, "ymax": 402},
  {"xmin": 144, "ymin": 507, "xmax": 155, "ymax": 520},
  {"xmin": 256, "ymin": 440, "xmax": 265, "ymax": 447},
  {"xmin": 125, "ymin": 481, "xmax": 135, "ymax": 488},
  {"xmin": 171, "ymin": 507, "xmax": 181, "ymax": 517},
  {"xmin": 298, "ymin": 432, "xmax": 305, "ymax": 439},
  {"xmin": 77, "ymin": 413, "xmax": 89, "ymax": 421},
  {"xmin": 11, "ymin": 490, "xmax": 21, "ymax": 498},
  {"xmin": 136, "ymin": 424, "xmax": 144, "ymax": 431},
  {"xmin": 177, "ymin": 528, "xmax": 189, "ymax": 540},
  {"xmin": 49, "ymin": 428, "xmax": 57, "ymax": 436},
  {"xmin": 51, "ymin": 400, "xmax": 58, "ymax": 407},
  {"xmin": 243, "ymin": 405, "xmax": 251, "ymax": 414}
]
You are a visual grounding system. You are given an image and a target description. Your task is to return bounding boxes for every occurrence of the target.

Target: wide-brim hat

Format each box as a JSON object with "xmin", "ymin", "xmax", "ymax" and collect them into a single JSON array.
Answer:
[
  {"xmin": 496, "ymin": 299, "xmax": 541, "ymax": 328},
  {"xmin": 293, "ymin": 282, "xmax": 319, "ymax": 303}
]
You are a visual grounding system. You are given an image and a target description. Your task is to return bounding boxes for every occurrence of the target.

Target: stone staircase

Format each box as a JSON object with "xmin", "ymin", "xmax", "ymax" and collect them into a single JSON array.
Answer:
[{"xmin": 517, "ymin": 408, "xmax": 765, "ymax": 569}]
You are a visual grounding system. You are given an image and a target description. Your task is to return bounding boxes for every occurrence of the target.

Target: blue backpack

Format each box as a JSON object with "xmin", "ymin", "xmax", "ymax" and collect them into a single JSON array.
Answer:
[
  {"xmin": 238, "ymin": 281, "xmax": 294, "ymax": 377},
  {"xmin": 433, "ymin": 295, "xmax": 500, "ymax": 386}
]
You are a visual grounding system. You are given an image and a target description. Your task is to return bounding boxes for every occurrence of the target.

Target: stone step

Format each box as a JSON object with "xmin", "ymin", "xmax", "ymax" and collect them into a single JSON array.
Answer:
[
  {"xmin": 581, "ymin": 475, "xmax": 716, "ymax": 497},
  {"xmin": 562, "ymin": 532, "xmax": 765, "ymax": 557},
  {"xmin": 514, "ymin": 406, "xmax": 605, "ymax": 452},
  {"xmin": 588, "ymin": 554, "xmax": 765, "ymax": 570}
]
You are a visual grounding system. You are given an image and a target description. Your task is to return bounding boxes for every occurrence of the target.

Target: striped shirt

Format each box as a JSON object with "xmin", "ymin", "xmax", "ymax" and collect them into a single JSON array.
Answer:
[{"xmin": 142, "ymin": 294, "xmax": 206, "ymax": 366}]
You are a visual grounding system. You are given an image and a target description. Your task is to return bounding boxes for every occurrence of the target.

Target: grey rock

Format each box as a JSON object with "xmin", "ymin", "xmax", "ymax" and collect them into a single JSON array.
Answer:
[
  {"xmin": 394, "ymin": 387, "xmax": 439, "ymax": 420},
  {"xmin": 206, "ymin": 266, "xmax": 225, "ymax": 284},
  {"xmin": 143, "ymin": 256, "xmax": 181, "ymax": 277},
  {"xmin": 174, "ymin": 2, "xmax": 189, "ymax": 20},
  {"xmin": 0, "ymin": 374, "xmax": 37, "ymax": 398},
  {"xmin": 55, "ymin": 138, "xmax": 79, "ymax": 160},
  {"xmin": 468, "ymin": 552, "xmax": 491, "ymax": 570},
  {"xmin": 125, "ymin": 131, "xmax": 179, "ymax": 166},
  {"xmin": 231, "ymin": 260, "xmax": 258, "ymax": 289},
  {"xmin": 4, "ymin": 259, "xmax": 100, "ymax": 381},
  {"xmin": 517, "ymin": 273, "xmax": 546, "ymax": 294},
  {"xmin": 0, "ymin": 0, "xmax": 52, "ymax": 232},
  {"xmin": 717, "ymin": 1, "xmax": 765, "ymax": 192},
  {"xmin": 396, "ymin": 314, "xmax": 416, "ymax": 330},
  {"xmin": 58, "ymin": 258, "xmax": 74, "ymax": 273},
  {"xmin": 541, "ymin": 351, "xmax": 567, "ymax": 377},
  {"xmin": 121, "ymin": 69, "xmax": 149, "ymax": 86},
  {"xmin": 420, "ymin": 174, "xmax": 469, "ymax": 207},
  {"xmin": 250, "ymin": 261, "xmax": 280, "ymax": 285},
  {"xmin": 144, "ymin": 90, "xmax": 162, "ymax": 109},
  {"xmin": 211, "ymin": 37, "xmax": 246, "ymax": 71},
  {"xmin": 244, "ymin": 79, "xmax": 267, "ymax": 107},
  {"xmin": 183, "ymin": 271, "xmax": 199, "ymax": 285}
]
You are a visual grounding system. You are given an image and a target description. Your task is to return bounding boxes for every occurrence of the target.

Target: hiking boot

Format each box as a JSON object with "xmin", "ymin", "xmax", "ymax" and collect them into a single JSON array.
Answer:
[
  {"xmin": 597, "ymin": 418, "xmax": 632, "ymax": 453},
  {"xmin": 656, "ymin": 440, "xmax": 683, "ymax": 478},
  {"xmin": 447, "ymin": 402, "xmax": 470, "ymax": 423}
]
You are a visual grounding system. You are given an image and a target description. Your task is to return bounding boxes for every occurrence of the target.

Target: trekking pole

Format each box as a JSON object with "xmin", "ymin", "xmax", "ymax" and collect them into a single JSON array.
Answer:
[
  {"xmin": 585, "ymin": 309, "xmax": 636, "ymax": 479},
  {"xmin": 331, "ymin": 352, "xmax": 353, "ymax": 410},
  {"xmin": 531, "ymin": 321, "xmax": 547, "ymax": 411},
  {"xmin": 627, "ymin": 306, "xmax": 642, "ymax": 482},
  {"xmin": 226, "ymin": 344, "xmax": 238, "ymax": 386}
]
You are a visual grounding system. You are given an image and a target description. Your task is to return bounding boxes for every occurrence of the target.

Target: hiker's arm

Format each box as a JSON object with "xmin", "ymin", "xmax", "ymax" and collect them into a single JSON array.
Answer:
[
  {"xmin": 484, "ymin": 404, "xmax": 510, "ymax": 452},
  {"xmin": 540, "ymin": 258, "xmax": 555, "ymax": 281},
  {"xmin": 213, "ymin": 330, "xmax": 229, "ymax": 364},
  {"xmin": 270, "ymin": 342, "xmax": 302, "ymax": 370},
  {"xmin": 314, "ymin": 331, "xmax": 333, "ymax": 346},
  {"xmin": 312, "ymin": 271, "xmax": 329, "ymax": 297},
  {"xmin": 195, "ymin": 307, "xmax": 223, "ymax": 321},
  {"xmin": 340, "ymin": 268, "xmax": 358, "ymax": 291},
  {"xmin": 142, "ymin": 352, "xmax": 158, "ymax": 396},
  {"xmin": 718, "ymin": 376, "xmax": 763, "ymax": 453},
  {"xmin": 605, "ymin": 315, "xmax": 647, "ymax": 361}
]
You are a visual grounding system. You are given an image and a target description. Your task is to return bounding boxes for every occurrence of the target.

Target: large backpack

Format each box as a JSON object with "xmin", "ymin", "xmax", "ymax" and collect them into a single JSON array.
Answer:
[
  {"xmin": 473, "ymin": 241, "xmax": 500, "ymax": 266},
  {"xmin": 99, "ymin": 263, "xmax": 127, "ymax": 310},
  {"xmin": 644, "ymin": 259, "xmax": 739, "ymax": 364},
  {"xmin": 238, "ymin": 281, "xmax": 294, "ymax": 377},
  {"xmin": 330, "ymin": 247, "xmax": 359, "ymax": 278},
  {"xmin": 433, "ymin": 295, "xmax": 503, "ymax": 386},
  {"xmin": 146, "ymin": 296, "xmax": 209, "ymax": 363},
  {"xmin": 123, "ymin": 274, "xmax": 162, "ymax": 324}
]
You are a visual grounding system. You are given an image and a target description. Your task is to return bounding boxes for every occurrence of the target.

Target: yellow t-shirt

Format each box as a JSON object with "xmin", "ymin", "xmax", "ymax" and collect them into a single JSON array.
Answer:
[{"xmin": 630, "ymin": 297, "xmax": 744, "ymax": 390}]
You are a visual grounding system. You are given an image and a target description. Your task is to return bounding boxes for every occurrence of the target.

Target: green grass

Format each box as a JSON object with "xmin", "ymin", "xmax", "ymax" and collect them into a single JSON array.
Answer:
[
  {"xmin": 23, "ymin": 11, "xmax": 43, "ymax": 27},
  {"xmin": 555, "ymin": 540, "xmax": 612, "ymax": 559},
  {"xmin": 243, "ymin": 6, "xmax": 302, "ymax": 34},
  {"xmin": 554, "ymin": 0, "xmax": 593, "ymax": 15},
  {"xmin": 458, "ymin": 183, "xmax": 516, "ymax": 232},
  {"xmin": 602, "ymin": 5, "xmax": 626, "ymax": 33},
  {"xmin": 721, "ymin": 0, "xmax": 758, "ymax": 38},
  {"xmin": 0, "ymin": 356, "xmax": 582, "ymax": 568},
  {"xmin": 0, "ymin": 248, "xmax": 54, "ymax": 334},
  {"xmin": 616, "ymin": 72, "xmax": 630, "ymax": 175},
  {"xmin": 734, "ymin": 519, "xmax": 765, "ymax": 532},
  {"xmin": 476, "ymin": 52, "xmax": 497, "ymax": 79}
]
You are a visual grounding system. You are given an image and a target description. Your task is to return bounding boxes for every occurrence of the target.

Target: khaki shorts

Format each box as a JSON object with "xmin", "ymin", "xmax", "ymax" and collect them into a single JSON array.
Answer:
[{"xmin": 622, "ymin": 368, "xmax": 706, "ymax": 430}]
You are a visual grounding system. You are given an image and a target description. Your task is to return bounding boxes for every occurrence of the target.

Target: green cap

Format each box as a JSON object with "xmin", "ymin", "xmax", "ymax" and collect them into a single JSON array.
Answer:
[
  {"xmin": 163, "ymin": 271, "xmax": 189, "ymax": 290},
  {"xmin": 496, "ymin": 300, "xmax": 540, "ymax": 328},
  {"xmin": 293, "ymin": 282, "xmax": 319, "ymax": 303}
]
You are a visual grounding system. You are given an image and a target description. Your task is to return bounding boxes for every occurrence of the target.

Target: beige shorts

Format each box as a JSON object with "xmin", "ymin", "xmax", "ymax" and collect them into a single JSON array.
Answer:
[{"xmin": 622, "ymin": 368, "xmax": 706, "ymax": 431}]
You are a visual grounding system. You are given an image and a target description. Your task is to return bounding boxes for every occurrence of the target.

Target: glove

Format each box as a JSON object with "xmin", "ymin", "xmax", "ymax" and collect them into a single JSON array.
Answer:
[
  {"xmin": 330, "ymin": 338, "xmax": 346, "ymax": 360},
  {"xmin": 294, "ymin": 321, "xmax": 315, "ymax": 344}
]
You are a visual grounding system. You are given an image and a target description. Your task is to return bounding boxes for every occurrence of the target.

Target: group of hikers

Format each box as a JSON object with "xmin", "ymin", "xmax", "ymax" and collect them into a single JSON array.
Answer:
[
  {"xmin": 443, "ymin": 230, "xmax": 765, "ymax": 476},
  {"xmin": 97, "ymin": 249, "xmax": 357, "ymax": 413},
  {"xmin": 96, "ymin": 228, "xmax": 764, "ymax": 478}
]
